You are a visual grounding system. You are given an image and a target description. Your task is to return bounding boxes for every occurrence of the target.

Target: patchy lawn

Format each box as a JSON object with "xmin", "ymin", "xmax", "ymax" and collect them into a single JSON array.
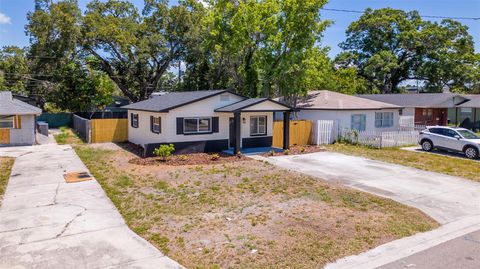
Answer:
[
  {"xmin": 327, "ymin": 143, "xmax": 480, "ymax": 182},
  {"xmin": 75, "ymin": 145, "xmax": 437, "ymax": 269},
  {"xmin": 54, "ymin": 127, "xmax": 84, "ymax": 145},
  {"xmin": 0, "ymin": 157, "xmax": 14, "ymax": 205}
]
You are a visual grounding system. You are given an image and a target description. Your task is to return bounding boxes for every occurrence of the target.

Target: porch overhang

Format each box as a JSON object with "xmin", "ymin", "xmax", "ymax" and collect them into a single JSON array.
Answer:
[{"xmin": 216, "ymin": 98, "xmax": 292, "ymax": 153}]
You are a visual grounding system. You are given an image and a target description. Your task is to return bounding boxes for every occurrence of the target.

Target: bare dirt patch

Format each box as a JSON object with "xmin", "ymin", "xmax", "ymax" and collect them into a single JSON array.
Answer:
[
  {"xmin": 0, "ymin": 157, "xmax": 14, "ymax": 205},
  {"xmin": 129, "ymin": 152, "xmax": 246, "ymax": 166},
  {"xmin": 76, "ymin": 145, "xmax": 438, "ymax": 269},
  {"xmin": 263, "ymin": 145, "xmax": 326, "ymax": 156}
]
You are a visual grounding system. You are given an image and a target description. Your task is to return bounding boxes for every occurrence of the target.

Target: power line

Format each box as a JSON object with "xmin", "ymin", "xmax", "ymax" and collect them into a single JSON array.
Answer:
[{"xmin": 321, "ymin": 8, "xmax": 480, "ymax": 21}]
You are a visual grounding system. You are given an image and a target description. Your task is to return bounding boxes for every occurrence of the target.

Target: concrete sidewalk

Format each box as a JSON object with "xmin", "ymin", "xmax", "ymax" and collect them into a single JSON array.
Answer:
[
  {"xmin": 251, "ymin": 152, "xmax": 480, "ymax": 269},
  {"xmin": 0, "ymin": 144, "xmax": 183, "ymax": 269}
]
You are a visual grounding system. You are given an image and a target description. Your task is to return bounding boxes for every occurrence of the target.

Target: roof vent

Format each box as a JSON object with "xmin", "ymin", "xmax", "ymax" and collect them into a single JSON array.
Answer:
[{"xmin": 150, "ymin": 91, "xmax": 169, "ymax": 98}]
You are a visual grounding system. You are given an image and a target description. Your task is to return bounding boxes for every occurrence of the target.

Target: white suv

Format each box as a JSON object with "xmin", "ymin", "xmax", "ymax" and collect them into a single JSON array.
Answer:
[{"xmin": 418, "ymin": 126, "xmax": 480, "ymax": 159}]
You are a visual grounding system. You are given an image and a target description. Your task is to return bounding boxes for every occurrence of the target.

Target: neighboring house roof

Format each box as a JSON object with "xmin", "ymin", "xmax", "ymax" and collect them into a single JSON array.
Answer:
[
  {"xmin": 457, "ymin": 96, "xmax": 480, "ymax": 108},
  {"xmin": 215, "ymin": 98, "xmax": 291, "ymax": 112},
  {"xmin": 0, "ymin": 91, "xmax": 42, "ymax": 115},
  {"xmin": 296, "ymin": 90, "xmax": 401, "ymax": 110},
  {"xmin": 122, "ymin": 90, "xmax": 244, "ymax": 112},
  {"xmin": 358, "ymin": 93, "xmax": 471, "ymax": 108}
]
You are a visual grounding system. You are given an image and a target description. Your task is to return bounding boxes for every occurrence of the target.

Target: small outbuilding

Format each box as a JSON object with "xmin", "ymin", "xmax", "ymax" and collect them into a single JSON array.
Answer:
[
  {"xmin": 123, "ymin": 90, "xmax": 292, "ymax": 157},
  {"xmin": 0, "ymin": 91, "xmax": 42, "ymax": 145}
]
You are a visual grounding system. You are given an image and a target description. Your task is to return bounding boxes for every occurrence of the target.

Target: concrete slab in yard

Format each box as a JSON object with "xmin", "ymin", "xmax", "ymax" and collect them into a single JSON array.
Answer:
[{"xmin": 0, "ymin": 144, "xmax": 183, "ymax": 269}]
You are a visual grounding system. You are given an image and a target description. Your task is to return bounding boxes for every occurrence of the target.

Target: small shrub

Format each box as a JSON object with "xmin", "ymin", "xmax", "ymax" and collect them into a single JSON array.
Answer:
[
  {"xmin": 178, "ymin": 155, "xmax": 188, "ymax": 161},
  {"xmin": 267, "ymin": 150, "xmax": 276, "ymax": 156},
  {"xmin": 236, "ymin": 151, "xmax": 242, "ymax": 158},
  {"xmin": 284, "ymin": 149, "xmax": 290, "ymax": 155},
  {"xmin": 300, "ymin": 147, "xmax": 306, "ymax": 153},
  {"xmin": 154, "ymin": 144, "xmax": 175, "ymax": 162},
  {"xmin": 211, "ymin": 153, "xmax": 220, "ymax": 161}
]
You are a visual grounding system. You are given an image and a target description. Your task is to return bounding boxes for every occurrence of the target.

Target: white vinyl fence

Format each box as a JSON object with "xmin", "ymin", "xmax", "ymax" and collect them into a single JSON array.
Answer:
[{"xmin": 311, "ymin": 120, "xmax": 339, "ymax": 145}]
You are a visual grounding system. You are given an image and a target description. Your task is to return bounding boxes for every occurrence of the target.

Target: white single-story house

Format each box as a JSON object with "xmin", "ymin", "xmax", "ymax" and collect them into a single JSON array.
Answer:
[
  {"xmin": 293, "ymin": 90, "xmax": 403, "ymax": 132},
  {"xmin": 0, "ymin": 91, "xmax": 42, "ymax": 145},
  {"xmin": 123, "ymin": 90, "xmax": 292, "ymax": 157}
]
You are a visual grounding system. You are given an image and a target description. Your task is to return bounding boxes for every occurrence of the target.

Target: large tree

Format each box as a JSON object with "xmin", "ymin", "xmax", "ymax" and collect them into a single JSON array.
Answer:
[
  {"xmin": 336, "ymin": 8, "xmax": 479, "ymax": 93},
  {"xmin": 181, "ymin": 0, "xmax": 331, "ymax": 99},
  {"xmin": 0, "ymin": 46, "xmax": 29, "ymax": 94},
  {"xmin": 82, "ymin": 0, "xmax": 203, "ymax": 101}
]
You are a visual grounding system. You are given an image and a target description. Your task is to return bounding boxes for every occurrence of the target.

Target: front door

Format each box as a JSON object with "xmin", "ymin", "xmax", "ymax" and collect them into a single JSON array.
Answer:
[{"xmin": 229, "ymin": 117, "xmax": 235, "ymax": 148}]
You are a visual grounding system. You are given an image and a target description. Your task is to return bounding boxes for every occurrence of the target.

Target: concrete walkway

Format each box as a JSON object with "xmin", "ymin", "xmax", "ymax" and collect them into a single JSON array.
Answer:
[
  {"xmin": 0, "ymin": 144, "xmax": 183, "ymax": 269},
  {"xmin": 251, "ymin": 152, "xmax": 480, "ymax": 269}
]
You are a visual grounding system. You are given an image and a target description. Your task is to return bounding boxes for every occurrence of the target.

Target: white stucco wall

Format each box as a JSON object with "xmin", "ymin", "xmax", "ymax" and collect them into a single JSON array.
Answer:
[
  {"xmin": 127, "ymin": 93, "xmax": 275, "ymax": 147},
  {"xmin": 8, "ymin": 115, "xmax": 36, "ymax": 145},
  {"xmin": 296, "ymin": 109, "xmax": 401, "ymax": 132}
]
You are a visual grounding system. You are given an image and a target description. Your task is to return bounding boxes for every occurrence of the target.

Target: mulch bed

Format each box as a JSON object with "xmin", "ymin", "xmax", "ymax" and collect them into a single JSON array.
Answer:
[
  {"xmin": 262, "ymin": 145, "xmax": 326, "ymax": 157},
  {"xmin": 129, "ymin": 152, "xmax": 247, "ymax": 166}
]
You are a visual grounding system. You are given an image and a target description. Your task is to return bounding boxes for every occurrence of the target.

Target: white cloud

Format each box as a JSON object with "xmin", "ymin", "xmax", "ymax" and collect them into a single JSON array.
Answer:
[{"xmin": 0, "ymin": 12, "xmax": 11, "ymax": 24}]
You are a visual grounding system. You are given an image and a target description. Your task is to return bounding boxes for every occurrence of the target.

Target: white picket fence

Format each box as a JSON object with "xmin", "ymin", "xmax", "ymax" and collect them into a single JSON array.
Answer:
[
  {"xmin": 339, "ymin": 129, "xmax": 419, "ymax": 148},
  {"xmin": 311, "ymin": 119, "xmax": 419, "ymax": 148}
]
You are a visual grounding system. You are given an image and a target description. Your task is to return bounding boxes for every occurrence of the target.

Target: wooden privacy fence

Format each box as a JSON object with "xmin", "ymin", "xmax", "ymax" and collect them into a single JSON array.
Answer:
[
  {"xmin": 91, "ymin": 119, "xmax": 128, "ymax": 143},
  {"xmin": 73, "ymin": 114, "xmax": 128, "ymax": 143},
  {"xmin": 273, "ymin": 120, "xmax": 313, "ymax": 148}
]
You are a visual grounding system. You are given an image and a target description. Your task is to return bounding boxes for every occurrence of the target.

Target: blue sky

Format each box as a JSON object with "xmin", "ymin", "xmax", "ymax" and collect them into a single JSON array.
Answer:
[{"xmin": 0, "ymin": 0, "xmax": 479, "ymax": 57}]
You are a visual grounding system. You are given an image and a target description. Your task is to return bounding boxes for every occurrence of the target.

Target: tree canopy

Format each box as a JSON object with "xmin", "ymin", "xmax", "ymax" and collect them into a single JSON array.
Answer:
[{"xmin": 336, "ymin": 8, "xmax": 479, "ymax": 93}]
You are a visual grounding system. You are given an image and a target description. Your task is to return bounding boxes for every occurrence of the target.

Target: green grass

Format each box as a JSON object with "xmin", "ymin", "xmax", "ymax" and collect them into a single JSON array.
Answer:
[
  {"xmin": 326, "ymin": 143, "xmax": 480, "ymax": 182},
  {"xmin": 75, "ymin": 145, "xmax": 438, "ymax": 269},
  {"xmin": 54, "ymin": 127, "xmax": 84, "ymax": 145},
  {"xmin": 0, "ymin": 157, "xmax": 14, "ymax": 205}
]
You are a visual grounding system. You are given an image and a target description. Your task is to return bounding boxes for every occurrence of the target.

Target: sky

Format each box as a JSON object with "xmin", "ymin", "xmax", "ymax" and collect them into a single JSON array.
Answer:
[{"xmin": 0, "ymin": 0, "xmax": 479, "ymax": 57}]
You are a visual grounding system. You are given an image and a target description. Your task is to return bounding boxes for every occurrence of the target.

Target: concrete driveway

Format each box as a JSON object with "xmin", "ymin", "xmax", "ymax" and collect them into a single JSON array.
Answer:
[
  {"xmin": 0, "ymin": 144, "xmax": 183, "ymax": 269},
  {"xmin": 251, "ymin": 152, "xmax": 480, "ymax": 268}
]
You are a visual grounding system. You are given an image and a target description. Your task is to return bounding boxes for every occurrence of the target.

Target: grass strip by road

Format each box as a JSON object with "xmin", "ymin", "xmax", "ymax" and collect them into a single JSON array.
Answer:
[
  {"xmin": 326, "ymin": 143, "xmax": 480, "ymax": 182},
  {"xmin": 76, "ymin": 145, "xmax": 438, "ymax": 269},
  {"xmin": 0, "ymin": 157, "xmax": 14, "ymax": 205}
]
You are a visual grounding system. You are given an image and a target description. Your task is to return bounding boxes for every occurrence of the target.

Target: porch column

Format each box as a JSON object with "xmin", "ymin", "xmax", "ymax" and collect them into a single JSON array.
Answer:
[
  {"xmin": 283, "ymin": 111, "xmax": 290, "ymax": 150},
  {"xmin": 234, "ymin": 111, "xmax": 241, "ymax": 154}
]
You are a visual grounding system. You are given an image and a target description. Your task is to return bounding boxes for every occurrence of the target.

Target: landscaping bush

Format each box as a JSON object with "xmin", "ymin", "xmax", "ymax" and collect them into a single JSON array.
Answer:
[{"xmin": 154, "ymin": 144, "xmax": 175, "ymax": 161}]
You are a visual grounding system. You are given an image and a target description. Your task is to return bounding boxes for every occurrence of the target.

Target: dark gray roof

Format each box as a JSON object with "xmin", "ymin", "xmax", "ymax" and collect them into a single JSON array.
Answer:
[
  {"xmin": 458, "ymin": 96, "xmax": 480, "ymax": 108},
  {"xmin": 358, "ymin": 93, "xmax": 464, "ymax": 108},
  {"xmin": 0, "ymin": 91, "xmax": 42, "ymax": 115},
  {"xmin": 215, "ymin": 98, "xmax": 291, "ymax": 112},
  {"xmin": 123, "ymin": 90, "xmax": 241, "ymax": 112}
]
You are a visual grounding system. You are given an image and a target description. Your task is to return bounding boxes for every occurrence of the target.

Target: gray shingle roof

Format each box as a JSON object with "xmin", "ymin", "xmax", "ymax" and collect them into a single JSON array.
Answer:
[
  {"xmin": 215, "ymin": 98, "xmax": 292, "ymax": 112},
  {"xmin": 0, "ymin": 91, "xmax": 42, "ymax": 115},
  {"xmin": 457, "ymin": 96, "xmax": 480, "ymax": 108},
  {"xmin": 358, "ymin": 93, "xmax": 462, "ymax": 108},
  {"xmin": 122, "ymin": 90, "xmax": 240, "ymax": 112},
  {"xmin": 296, "ymin": 90, "xmax": 401, "ymax": 110}
]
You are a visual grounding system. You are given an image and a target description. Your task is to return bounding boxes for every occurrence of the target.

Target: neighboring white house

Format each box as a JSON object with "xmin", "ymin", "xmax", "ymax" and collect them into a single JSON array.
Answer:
[
  {"xmin": 0, "ymin": 91, "xmax": 42, "ymax": 146},
  {"xmin": 123, "ymin": 90, "xmax": 292, "ymax": 156},
  {"xmin": 294, "ymin": 90, "xmax": 403, "ymax": 132}
]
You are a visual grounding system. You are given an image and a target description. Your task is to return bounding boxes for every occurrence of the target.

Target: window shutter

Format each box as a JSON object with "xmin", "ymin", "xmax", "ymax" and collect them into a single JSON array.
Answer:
[
  {"xmin": 158, "ymin": 117, "xmax": 161, "ymax": 133},
  {"xmin": 212, "ymin": 117, "xmax": 219, "ymax": 133},
  {"xmin": 130, "ymin": 113, "xmax": 133, "ymax": 127},
  {"xmin": 176, "ymin": 117, "xmax": 184, "ymax": 134},
  {"xmin": 265, "ymin": 115, "xmax": 267, "ymax": 135},
  {"xmin": 150, "ymin": 116, "xmax": 153, "ymax": 133},
  {"xmin": 14, "ymin": 115, "xmax": 22, "ymax": 129}
]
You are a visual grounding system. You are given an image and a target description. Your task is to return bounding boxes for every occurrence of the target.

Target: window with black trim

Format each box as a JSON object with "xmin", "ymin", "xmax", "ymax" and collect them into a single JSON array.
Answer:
[
  {"xmin": 151, "ymin": 116, "xmax": 161, "ymax": 133},
  {"xmin": 250, "ymin": 116, "xmax": 267, "ymax": 136},
  {"xmin": 183, "ymin": 117, "xmax": 211, "ymax": 134},
  {"xmin": 131, "ymin": 113, "xmax": 139, "ymax": 128}
]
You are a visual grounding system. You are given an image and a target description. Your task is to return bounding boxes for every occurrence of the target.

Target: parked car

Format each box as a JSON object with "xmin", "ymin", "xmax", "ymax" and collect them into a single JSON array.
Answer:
[{"xmin": 418, "ymin": 126, "xmax": 480, "ymax": 159}]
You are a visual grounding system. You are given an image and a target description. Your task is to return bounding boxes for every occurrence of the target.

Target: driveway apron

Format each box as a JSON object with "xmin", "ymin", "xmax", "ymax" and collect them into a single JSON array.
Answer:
[
  {"xmin": 250, "ymin": 152, "xmax": 480, "ymax": 269},
  {"xmin": 0, "ymin": 144, "xmax": 183, "ymax": 269}
]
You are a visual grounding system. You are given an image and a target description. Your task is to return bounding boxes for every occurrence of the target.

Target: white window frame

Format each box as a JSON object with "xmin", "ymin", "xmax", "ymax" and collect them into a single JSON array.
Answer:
[
  {"xmin": 183, "ymin": 117, "xmax": 212, "ymax": 134},
  {"xmin": 131, "ymin": 113, "xmax": 139, "ymax": 128},
  {"xmin": 250, "ymin": 115, "xmax": 267, "ymax": 136},
  {"xmin": 0, "ymin": 115, "xmax": 14, "ymax": 129},
  {"xmin": 152, "ymin": 116, "xmax": 161, "ymax": 133},
  {"xmin": 351, "ymin": 114, "xmax": 366, "ymax": 131},
  {"xmin": 375, "ymin": 112, "xmax": 394, "ymax": 128}
]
